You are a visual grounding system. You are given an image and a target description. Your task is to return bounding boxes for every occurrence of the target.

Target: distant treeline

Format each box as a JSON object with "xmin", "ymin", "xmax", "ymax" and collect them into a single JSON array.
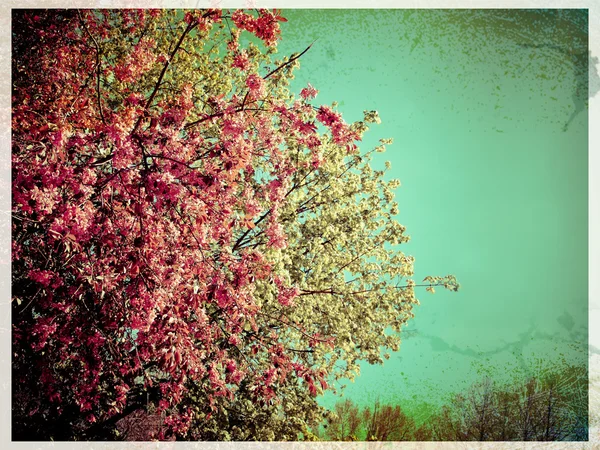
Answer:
[{"xmin": 318, "ymin": 364, "xmax": 587, "ymax": 441}]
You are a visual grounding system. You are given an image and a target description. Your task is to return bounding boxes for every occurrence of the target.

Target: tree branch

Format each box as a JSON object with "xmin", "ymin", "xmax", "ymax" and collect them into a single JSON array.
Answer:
[
  {"xmin": 77, "ymin": 10, "xmax": 106, "ymax": 125},
  {"xmin": 131, "ymin": 11, "xmax": 219, "ymax": 135},
  {"xmin": 263, "ymin": 41, "xmax": 315, "ymax": 81},
  {"xmin": 184, "ymin": 42, "xmax": 316, "ymax": 130}
]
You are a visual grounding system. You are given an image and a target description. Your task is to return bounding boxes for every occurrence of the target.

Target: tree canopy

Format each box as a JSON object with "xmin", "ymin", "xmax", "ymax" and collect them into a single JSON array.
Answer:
[
  {"xmin": 12, "ymin": 9, "xmax": 458, "ymax": 440},
  {"xmin": 319, "ymin": 363, "xmax": 587, "ymax": 442}
]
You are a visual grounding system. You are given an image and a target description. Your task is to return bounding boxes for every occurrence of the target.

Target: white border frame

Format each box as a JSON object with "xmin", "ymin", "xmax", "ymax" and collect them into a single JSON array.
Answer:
[{"xmin": 1, "ymin": 2, "xmax": 597, "ymax": 448}]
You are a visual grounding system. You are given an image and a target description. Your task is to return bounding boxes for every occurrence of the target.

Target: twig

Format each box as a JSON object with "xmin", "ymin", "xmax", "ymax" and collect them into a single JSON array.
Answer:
[{"xmin": 263, "ymin": 41, "xmax": 315, "ymax": 81}]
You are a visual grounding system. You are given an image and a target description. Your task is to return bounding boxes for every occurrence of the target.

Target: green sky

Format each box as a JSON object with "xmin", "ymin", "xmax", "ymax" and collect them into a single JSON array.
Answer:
[{"xmin": 277, "ymin": 9, "xmax": 588, "ymax": 415}]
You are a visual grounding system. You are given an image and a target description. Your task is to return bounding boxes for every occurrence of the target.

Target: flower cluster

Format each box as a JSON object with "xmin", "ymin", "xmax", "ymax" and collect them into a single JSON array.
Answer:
[
  {"xmin": 245, "ymin": 73, "xmax": 266, "ymax": 99},
  {"xmin": 232, "ymin": 51, "xmax": 250, "ymax": 71},
  {"xmin": 317, "ymin": 106, "xmax": 360, "ymax": 146},
  {"xmin": 300, "ymin": 83, "xmax": 318, "ymax": 100},
  {"xmin": 231, "ymin": 9, "xmax": 285, "ymax": 47},
  {"xmin": 113, "ymin": 38, "xmax": 158, "ymax": 83}
]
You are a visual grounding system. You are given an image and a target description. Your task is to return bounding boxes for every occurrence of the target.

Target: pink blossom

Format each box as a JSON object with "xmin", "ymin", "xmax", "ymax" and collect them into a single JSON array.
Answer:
[
  {"xmin": 232, "ymin": 51, "xmax": 250, "ymax": 71},
  {"xmin": 245, "ymin": 73, "xmax": 265, "ymax": 98},
  {"xmin": 265, "ymin": 219, "xmax": 287, "ymax": 249},
  {"xmin": 316, "ymin": 106, "xmax": 341, "ymax": 127},
  {"xmin": 28, "ymin": 269, "xmax": 54, "ymax": 287},
  {"xmin": 300, "ymin": 83, "xmax": 318, "ymax": 100}
]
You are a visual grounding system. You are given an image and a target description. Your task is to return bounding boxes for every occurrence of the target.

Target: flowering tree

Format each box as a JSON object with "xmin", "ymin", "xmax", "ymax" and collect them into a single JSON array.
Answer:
[{"xmin": 12, "ymin": 9, "xmax": 458, "ymax": 440}]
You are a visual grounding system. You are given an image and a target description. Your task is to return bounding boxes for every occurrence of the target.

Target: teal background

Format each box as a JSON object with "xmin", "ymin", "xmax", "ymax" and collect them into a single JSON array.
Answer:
[{"xmin": 277, "ymin": 10, "xmax": 588, "ymax": 418}]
